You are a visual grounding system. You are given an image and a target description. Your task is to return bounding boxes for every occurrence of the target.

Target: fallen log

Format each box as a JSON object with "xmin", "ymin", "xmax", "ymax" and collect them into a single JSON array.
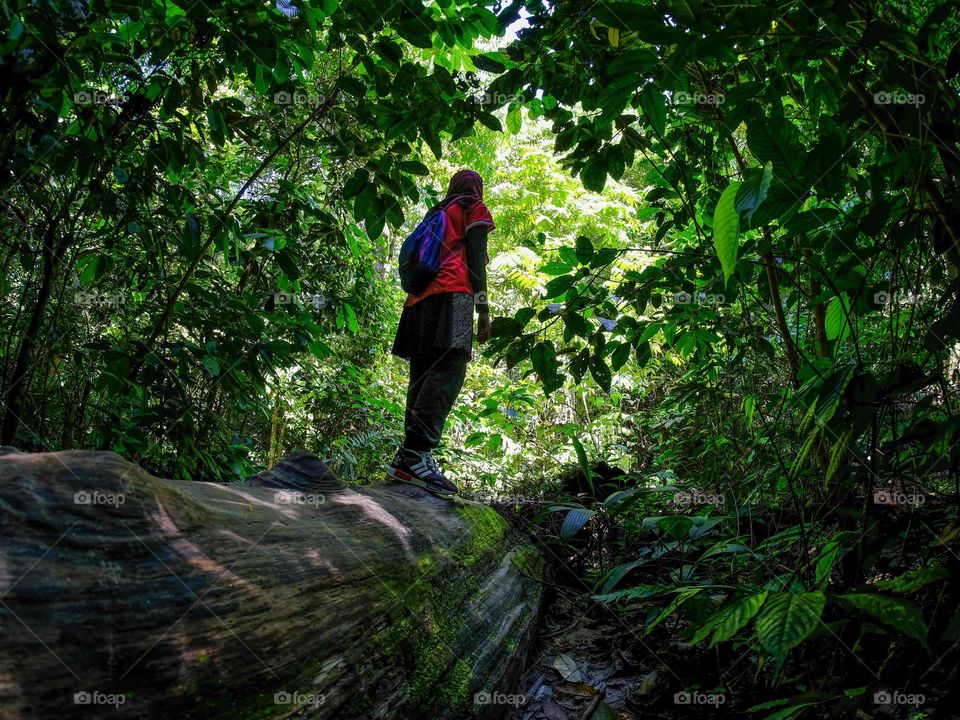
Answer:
[{"xmin": 0, "ymin": 449, "xmax": 544, "ymax": 719}]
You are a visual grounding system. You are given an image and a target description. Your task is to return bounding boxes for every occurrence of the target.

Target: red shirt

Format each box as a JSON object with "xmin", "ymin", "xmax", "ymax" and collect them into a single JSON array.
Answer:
[{"xmin": 404, "ymin": 199, "xmax": 495, "ymax": 307}]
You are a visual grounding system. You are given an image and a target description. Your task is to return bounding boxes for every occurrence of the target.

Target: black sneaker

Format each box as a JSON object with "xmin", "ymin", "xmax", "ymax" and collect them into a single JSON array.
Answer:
[{"xmin": 387, "ymin": 447, "xmax": 459, "ymax": 496}]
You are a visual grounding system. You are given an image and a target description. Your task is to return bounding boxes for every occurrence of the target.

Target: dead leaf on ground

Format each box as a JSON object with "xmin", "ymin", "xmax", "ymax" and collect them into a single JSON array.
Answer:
[
  {"xmin": 636, "ymin": 670, "xmax": 658, "ymax": 695},
  {"xmin": 555, "ymin": 681, "xmax": 598, "ymax": 697},
  {"xmin": 551, "ymin": 653, "xmax": 583, "ymax": 682}
]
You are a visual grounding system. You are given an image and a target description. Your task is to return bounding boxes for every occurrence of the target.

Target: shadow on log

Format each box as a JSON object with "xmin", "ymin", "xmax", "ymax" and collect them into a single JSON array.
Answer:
[{"xmin": 0, "ymin": 449, "xmax": 544, "ymax": 719}]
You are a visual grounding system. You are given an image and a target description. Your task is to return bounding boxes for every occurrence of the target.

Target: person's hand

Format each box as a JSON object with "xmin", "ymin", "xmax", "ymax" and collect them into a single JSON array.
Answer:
[{"xmin": 477, "ymin": 312, "xmax": 491, "ymax": 344}]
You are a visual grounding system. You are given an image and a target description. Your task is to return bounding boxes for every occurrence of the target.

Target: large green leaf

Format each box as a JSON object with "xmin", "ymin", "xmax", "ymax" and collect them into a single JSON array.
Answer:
[
  {"xmin": 693, "ymin": 591, "xmax": 769, "ymax": 646},
  {"xmin": 472, "ymin": 52, "xmax": 507, "ymax": 73},
  {"xmin": 581, "ymin": 156, "xmax": 608, "ymax": 192},
  {"xmin": 735, "ymin": 161, "xmax": 773, "ymax": 222},
  {"xmin": 755, "ymin": 592, "xmax": 825, "ymax": 664},
  {"xmin": 589, "ymin": 355, "xmax": 612, "ymax": 392},
  {"xmin": 875, "ymin": 565, "xmax": 949, "ymax": 594},
  {"xmin": 746, "ymin": 113, "xmax": 802, "ymax": 181},
  {"xmin": 396, "ymin": 160, "xmax": 429, "ymax": 176},
  {"xmin": 505, "ymin": 105, "xmax": 522, "ymax": 134},
  {"xmin": 639, "ymin": 84, "xmax": 665, "ymax": 137},
  {"xmin": 840, "ymin": 593, "xmax": 928, "ymax": 644},
  {"xmin": 824, "ymin": 294, "xmax": 850, "ymax": 341},
  {"xmin": 531, "ymin": 340, "xmax": 564, "ymax": 393},
  {"xmin": 642, "ymin": 515, "xmax": 695, "ymax": 540},
  {"xmin": 713, "ymin": 181, "xmax": 741, "ymax": 282},
  {"xmin": 560, "ymin": 507, "xmax": 595, "ymax": 538}
]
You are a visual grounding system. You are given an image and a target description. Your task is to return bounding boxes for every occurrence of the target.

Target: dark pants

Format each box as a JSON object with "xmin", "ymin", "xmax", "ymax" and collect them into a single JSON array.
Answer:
[{"xmin": 403, "ymin": 351, "xmax": 468, "ymax": 451}]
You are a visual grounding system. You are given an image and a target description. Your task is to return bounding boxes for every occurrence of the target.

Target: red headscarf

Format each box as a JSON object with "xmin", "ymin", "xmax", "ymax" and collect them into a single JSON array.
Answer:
[{"xmin": 429, "ymin": 169, "xmax": 484, "ymax": 213}]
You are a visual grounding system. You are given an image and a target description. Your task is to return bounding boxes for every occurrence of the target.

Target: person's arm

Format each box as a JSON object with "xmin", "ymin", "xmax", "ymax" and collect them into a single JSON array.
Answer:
[{"xmin": 465, "ymin": 224, "xmax": 491, "ymax": 342}]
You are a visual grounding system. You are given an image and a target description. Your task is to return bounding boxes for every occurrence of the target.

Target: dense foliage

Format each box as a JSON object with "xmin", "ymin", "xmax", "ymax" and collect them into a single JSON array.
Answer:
[{"xmin": 2, "ymin": 0, "xmax": 959, "ymax": 716}]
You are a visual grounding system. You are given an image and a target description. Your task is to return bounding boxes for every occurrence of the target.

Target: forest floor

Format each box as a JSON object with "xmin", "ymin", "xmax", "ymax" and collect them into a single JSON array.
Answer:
[
  {"xmin": 492, "ymin": 501, "xmax": 687, "ymax": 720},
  {"xmin": 507, "ymin": 587, "xmax": 658, "ymax": 720},
  {"xmin": 496, "ymin": 498, "xmax": 959, "ymax": 720}
]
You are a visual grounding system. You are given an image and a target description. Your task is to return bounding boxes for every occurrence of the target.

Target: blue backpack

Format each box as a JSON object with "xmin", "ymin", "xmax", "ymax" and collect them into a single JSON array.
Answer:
[{"xmin": 398, "ymin": 206, "xmax": 448, "ymax": 294}]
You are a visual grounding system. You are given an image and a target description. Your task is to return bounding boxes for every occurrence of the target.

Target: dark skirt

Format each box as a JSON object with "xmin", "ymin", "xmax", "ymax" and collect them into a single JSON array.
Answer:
[{"xmin": 391, "ymin": 292, "xmax": 474, "ymax": 360}]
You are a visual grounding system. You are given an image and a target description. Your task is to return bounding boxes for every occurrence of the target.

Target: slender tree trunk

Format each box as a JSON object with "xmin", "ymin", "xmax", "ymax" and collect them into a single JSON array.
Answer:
[
  {"xmin": 1, "ymin": 229, "xmax": 71, "ymax": 444},
  {"xmin": 762, "ymin": 249, "xmax": 801, "ymax": 387}
]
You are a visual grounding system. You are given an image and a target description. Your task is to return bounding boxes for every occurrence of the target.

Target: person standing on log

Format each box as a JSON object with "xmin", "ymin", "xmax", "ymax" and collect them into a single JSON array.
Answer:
[{"xmin": 388, "ymin": 169, "xmax": 495, "ymax": 496}]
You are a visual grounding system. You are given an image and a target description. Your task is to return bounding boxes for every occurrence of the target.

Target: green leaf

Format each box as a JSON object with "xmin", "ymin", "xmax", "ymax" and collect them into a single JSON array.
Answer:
[
  {"xmin": 875, "ymin": 565, "xmax": 949, "ymax": 594},
  {"xmin": 374, "ymin": 38, "xmax": 403, "ymax": 68},
  {"xmin": 338, "ymin": 76, "xmax": 366, "ymax": 97},
  {"xmin": 635, "ymin": 340, "xmax": 651, "ymax": 367},
  {"xmin": 755, "ymin": 592, "xmax": 825, "ymax": 665},
  {"xmin": 343, "ymin": 171, "xmax": 369, "ymax": 198},
  {"xmin": 571, "ymin": 435, "xmax": 592, "ymax": 482},
  {"xmin": 693, "ymin": 592, "xmax": 768, "ymax": 646},
  {"xmin": 341, "ymin": 302, "xmax": 359, "ymax": 333},
  {"xmin": 560, "ymin": 507, "xmax": 594, "ymax": 538},
  {"xmin": 575, "ymin": 236, "xmax": 594, "ymax": 263},
  {"xmin": 610, "ymin": 341, "xmax": 631, "ymax": 370},
  {"xmin": 590, "ymin": 355, "xmax": 612, "ymax": 393},
  {"xmin": 201, "ymin": 356, "xmax": 221, "ymax": 375},
  {"xmin": 840, "ymin": 593, "xmax": 928, "ymax": 644},
  {"xmin": 539, "ymin": 261, "xmax": 573, "ymax": 276},
  {"xmin": 824, "ymin": 294, "xmax": 850, "ymax": 341},
  {"xmin": 563, "ymin": 312, "xmax": 589, "ymax": 338},
  {"xmin": 643, "ymin": 515, "xmax": 694, "ymax": 540},
  {"xmin": 545, "ymin": 274, "xmax": 576, "ymax": 299},
  {"xmin": 639, "ymin": 84, "xmax": 666, "ymax": 137},
  {"xmin": 396, "ymin": 160, "xmax": 429, "ymax": 176},
  {"xmin": 472, "ymin": 52, "xmax": 507, "ymax": 73},
  {"xmin": 506, "ymin": 105, "xmax": 522, "ymax": 134},
  {"xmin": 76, "ymin": 254, "xmax": 106, "ymax": 285},
  {"xmin": 580, "ymin": 157, "xmax": 608, "ymax": 192},
  {"xmin": 531, "ymin": 340, "xmax": 563, "ymax": 393},
  {"xmin": 395, "ymin": 18, "xmax": 434, "ymax": 49},
  {"xmin": 713, "ymin": 182, "xmax": 741, "ymax": 282},
  {"xmin": 9, "ymin": 14, "xmax": 25, "ymax": 41},
  {"xmin": 735, "ymin": 161, "xmax": 773, "ymax": 222},
  {"xmin": 746, "ymin": 113, "xmax": 802, "ymax": 181},
  {"xmin": 555, "ymin": 126, "xmax": 577, "ymax": 153},
  {"xmin": 476, "ymin": 112, "xmax": 502, "ymax": 132}
]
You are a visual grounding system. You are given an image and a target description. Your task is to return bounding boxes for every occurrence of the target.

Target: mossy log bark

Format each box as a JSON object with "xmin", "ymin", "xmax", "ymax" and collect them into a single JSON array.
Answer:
[{"xmin": 0, "ymin": 449, "xmax": 543, "ymax": 719}]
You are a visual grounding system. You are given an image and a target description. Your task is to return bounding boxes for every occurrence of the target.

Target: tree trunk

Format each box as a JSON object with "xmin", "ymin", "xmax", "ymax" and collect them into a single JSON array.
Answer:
[{"xmin": 0, "ymin": 449, "xmax": 544, "ymax": 719}]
